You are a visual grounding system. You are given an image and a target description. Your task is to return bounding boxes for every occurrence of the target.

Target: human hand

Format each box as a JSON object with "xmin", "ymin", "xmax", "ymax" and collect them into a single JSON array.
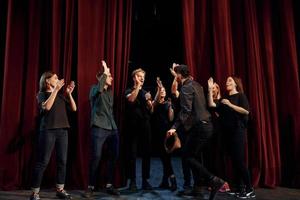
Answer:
[
  {"xmin": 208, "ymin": 77, "xmax": 214, "ymax": 90},
  {"xmin": 66, "ymin": 81, "xmax": 75, "ymax": 94},
  {"xmin": 55, "ymin": 79, "xmax": 65, "ymax": 91}
]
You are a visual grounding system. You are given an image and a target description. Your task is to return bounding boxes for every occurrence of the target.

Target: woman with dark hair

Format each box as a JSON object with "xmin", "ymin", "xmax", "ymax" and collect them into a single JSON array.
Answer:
[
  {"xmin": 152, "ymin": 78, "xmax": 177, "ymax": 191},
  {"xmin": 208, "ymin": 76, "xmax": 255, "ymax": 199},
  {"xmin": 29, "ymin": 72, "xmax": 76, "ymax": 200}
]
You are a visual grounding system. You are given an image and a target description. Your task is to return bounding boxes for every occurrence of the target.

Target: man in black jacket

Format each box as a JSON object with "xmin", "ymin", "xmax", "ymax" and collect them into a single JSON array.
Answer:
[{"xmin": 167, "ymin": 64, "xmax": 225, "ymax": 200}]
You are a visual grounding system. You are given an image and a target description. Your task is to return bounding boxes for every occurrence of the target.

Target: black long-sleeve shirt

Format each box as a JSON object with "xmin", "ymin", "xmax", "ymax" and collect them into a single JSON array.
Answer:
[
  {"xmin": 172, "ymin": 78, "xmax": 211, "ymax": 131},
  {"xmin": 89, "ymin": 74, "xmax": 117, "ymax": 130}
]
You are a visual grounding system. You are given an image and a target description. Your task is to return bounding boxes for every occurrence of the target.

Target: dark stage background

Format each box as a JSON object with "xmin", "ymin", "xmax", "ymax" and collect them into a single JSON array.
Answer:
[{"xmin": 0, "ymin": 0, "xmax": 299, "ymax": 190}]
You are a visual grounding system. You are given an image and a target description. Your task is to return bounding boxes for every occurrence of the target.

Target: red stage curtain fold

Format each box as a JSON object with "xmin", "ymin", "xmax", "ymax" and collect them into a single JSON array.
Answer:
[
  {"xmin": 0, "ymin": 0, "xmax": 132, "ymax": 190},
  {"xmin": 181, "ymin": 0, "xmax": 299, "ymax": 188}
]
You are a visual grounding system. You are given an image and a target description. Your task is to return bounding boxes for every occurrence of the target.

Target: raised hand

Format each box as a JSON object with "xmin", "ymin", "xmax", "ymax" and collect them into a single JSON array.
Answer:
[
  {"xmin": 170, "ymin": 63, "xmax": 179, "ymax": 77},
  {"xmin": 101, "ymin": 60, "xmax": 110, "ymax": 75},
  {"xmin": 55, "ymin": 79, "xmax": 65, "ymax": 91},
  {"xmin": 134, "ymin": 74, "xmax": 142, "ymax": 88},
  {"xmin": 208, "ymin": 77, "xmax": 214, "ymax": 90},
  {"xmin": 145, "ymin": 91, "xmax": 152, "ymax": 101},
  {"xmin": 66, "ymin": 81, "xmax": 75, "ymax": 94},
  {"xmin": 156, "ymin": 77, "xmax": 163, "ymax": 89}
]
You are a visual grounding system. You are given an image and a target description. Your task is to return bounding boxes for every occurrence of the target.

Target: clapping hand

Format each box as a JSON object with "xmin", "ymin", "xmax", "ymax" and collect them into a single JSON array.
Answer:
[
  {"xmin": 55, "ymin": 79, "xmax": 65, "ymax": 91},
  {"xmin": 208, "ymin": 77, "xmax": 214, "ymax": 90},
  {"xmin": 66, "ymin": 81, "xmax": 75, "ymax": 94}
]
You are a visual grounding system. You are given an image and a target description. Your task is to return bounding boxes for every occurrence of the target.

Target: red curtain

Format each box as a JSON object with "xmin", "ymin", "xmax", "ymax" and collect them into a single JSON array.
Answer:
[
  {"xmin": 0, "ymin": 0, "xmax": 131, "ymax": 190},
  {"xmin": 182, "ymin": 0, "xmax": 300, "ymax": 188},
  {"xmin": 0, "ymin": 0, "xmax": 299, "ymax": 190}
]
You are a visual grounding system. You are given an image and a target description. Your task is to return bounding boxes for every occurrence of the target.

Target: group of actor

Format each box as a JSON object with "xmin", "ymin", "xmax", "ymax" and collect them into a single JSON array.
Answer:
[{"xmin": 29, "ymin": 61, "xmax": 255, "ymax": 200}]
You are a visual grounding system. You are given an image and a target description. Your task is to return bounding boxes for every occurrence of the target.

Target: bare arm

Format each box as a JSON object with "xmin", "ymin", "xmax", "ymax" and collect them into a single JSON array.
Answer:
[
  {"xmin": 168, "ymin": 99, "xmax": 174, "ymax": 121},
  {"xmin": 207, "ymin": 77, "xmax": 216, "ymax": 107},
  {"xmin": 127, "ymin": 87, "xmax": 141, "ymax": 103},
  {"xmin": 221, "ymin": 99, "xmax": 249, "ymax": 115},
  {"xmin": 170, "ymin": 63, "xmax": 180, "ymax": 98},
  {"xmin": 42, "ymin": 79, "xmax": 64, "ymax": 111},
  {"xmin": 66, "ymin": 81, "xmax": 77, "ymax": 111}
]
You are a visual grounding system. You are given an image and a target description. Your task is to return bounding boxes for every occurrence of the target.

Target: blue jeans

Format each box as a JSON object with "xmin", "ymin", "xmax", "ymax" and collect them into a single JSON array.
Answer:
[
  {"xmin": 31, "ymin": 129, "xmax": 68, "ymax": 188},
  {"xmin": 88, "ymin": 127, "xmax": 119, "ymax": 186}
]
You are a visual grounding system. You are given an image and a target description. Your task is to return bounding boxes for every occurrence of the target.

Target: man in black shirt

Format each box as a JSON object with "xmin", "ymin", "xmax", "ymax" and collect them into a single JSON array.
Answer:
[
  {"xmin": 125, "ymin": 68, "xmax": 153, "ymax": 191},
  {"xmin": 167, "ymin": 65, "xmax": 225, "ymax": 200}
]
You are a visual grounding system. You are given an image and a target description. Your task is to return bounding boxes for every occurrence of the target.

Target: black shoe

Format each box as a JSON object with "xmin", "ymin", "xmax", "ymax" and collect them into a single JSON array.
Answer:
[
  {"xmin": 209, "ymin": 176, "xmax": 225, "ymax": 200},
  {"xmin": 56, "ymin": 189, "xmax": 72, "ymax": 199},
  {"xmin": 158, "ymin": 180, "xmax": 170, "ymax": 189},
  {"xmin": 183, "ymin": 181, "xmax": 191, "ymax": 189},
  {"xmin": 236, "ymin": 187, "xmax": 256, "ymax": 199},
  {"xmin": 106, "ymin": 185, "xmax": 120, "ymax": 196},
  {"xmin": 170, "ymin": 176, "xmax": 177, "ymax": 191},
  {"xmin": 29, "ymin": 193, "xmax": 40, "ymax": 200},
  {"xmin": 142, "ymin": 180, "xmax": 153, "ymax": 190},
  {"xmin": 128, "ymin": 180, "xmax": 137, "ymax": 192},
  {"xmin": 82, "ymin": 188, "xmax": 93, "ymax": 198},
  {"xmin": 177, "ymin": 188, "xmax": 193, "ymax": 196}
]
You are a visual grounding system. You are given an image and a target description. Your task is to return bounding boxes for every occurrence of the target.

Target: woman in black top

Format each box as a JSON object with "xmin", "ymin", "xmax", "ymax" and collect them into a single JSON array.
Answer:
[
  {"xmin": 208, "ymin": 76, "xmax": 255, "ymax": 199},
  {"xmin": 30, "ymin": 72, "xmax": 76, "ymax": 200},
  {"xmin": 152, "ymin": 78, "xmax": 177, "ymax": 191}
]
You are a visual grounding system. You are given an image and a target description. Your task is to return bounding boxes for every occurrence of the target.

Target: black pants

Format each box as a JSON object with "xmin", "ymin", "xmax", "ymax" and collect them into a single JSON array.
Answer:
[
  {"xmin": 182, "ymin": 121, "xmax": 214, "ymax": 187},
  {"xmin": 178, "ymin": 130, "xmax": 192, "ymax": 185},
  {"xmin": 224, "ymin": 128, "xmax": 251, "ymax": 188},
  {"xmin": 88, "ymin": 127, "xmax": 119, "ymax": 186},
  {"xmin": 127, "ymin": 119, "xmax": 152, "ymax": 180},
  {"xmin": 31, "ymin": 129, "xmax": 68, "ymax": 188}
]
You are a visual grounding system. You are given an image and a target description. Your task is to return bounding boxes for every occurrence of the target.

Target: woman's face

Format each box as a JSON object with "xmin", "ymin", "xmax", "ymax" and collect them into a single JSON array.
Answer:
[
  {"xmin": 212, "ymin": 83, "xmax": 219, "ymax": 98},
  {"xmin": 226, "ymin": 76, "xmax": 237, "ymax": 91},
  {"xmin": 160, "ymin": 87, "xmax": 166, "ymax": 98},
  {"xmin": 47, "ymin": 74, "xmax": 58, "ymax": 89}
]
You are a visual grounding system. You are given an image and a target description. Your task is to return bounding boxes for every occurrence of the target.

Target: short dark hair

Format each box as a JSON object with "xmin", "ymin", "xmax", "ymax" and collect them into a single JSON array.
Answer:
[{"xmin": 174, "ymin": 64, "xmax": 190, "ymax": 78}]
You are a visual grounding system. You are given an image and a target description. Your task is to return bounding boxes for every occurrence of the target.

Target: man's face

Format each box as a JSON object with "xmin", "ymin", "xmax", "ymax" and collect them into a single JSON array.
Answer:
[
  {"xmin": 134, "ymin": 71, "xmax": 145, "ymax": 85},
  {"xmin": 106, "ymin": 72, "xmax": 113, "ymax": 86},
  {"xmin": 175, "ymin": 73, "xmax": 182, "ymax": 83}
]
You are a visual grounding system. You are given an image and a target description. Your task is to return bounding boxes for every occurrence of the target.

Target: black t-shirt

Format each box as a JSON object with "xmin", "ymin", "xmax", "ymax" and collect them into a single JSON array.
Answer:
[
  {"xmin": 216, "ymin": 93, "xmax": 249, "ymax": 130},
  {"xmin": 152, "ymin": 102, "xmax": 172, "ymax": 133},
  {"xmin": 125, "ymin": 88, "xmax": 151, "ymax": 121},
  {"xmin": 37, "ymin": 92, "xmax": 70, "ymax": 130}
]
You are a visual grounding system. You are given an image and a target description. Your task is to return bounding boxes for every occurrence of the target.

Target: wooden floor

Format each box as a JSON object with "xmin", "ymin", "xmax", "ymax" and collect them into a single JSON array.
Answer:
[{"xmin": 0, "ymin": 158, "xmax": 299, "ymax": 200}]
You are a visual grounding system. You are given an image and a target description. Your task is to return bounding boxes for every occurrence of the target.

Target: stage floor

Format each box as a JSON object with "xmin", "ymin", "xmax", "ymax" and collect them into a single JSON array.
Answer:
[{"xmin": 0, "ymin": 158, "xmax": 299, "ymax": 200}]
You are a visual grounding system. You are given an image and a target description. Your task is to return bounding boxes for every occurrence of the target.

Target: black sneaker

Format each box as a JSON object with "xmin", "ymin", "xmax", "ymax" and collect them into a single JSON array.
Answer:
[
  {"xmin": 106, "ymin": 185, "xmax": 120, "ymax": 196},
  {"xmin": 56, "ymin": 189, "xmax": 72, "ymax": 199},
  {"xmin": 170, "ymin": 176, "xmax": 177, "ymax": 191},
  {"xmin": 236, "ymin": 188, "xmax": 256, "ymax": 199},
  {"xmin": 29, "ymin": 193, "xmax": 40, "ymax": 200},
  {"xmin": 142, "ymin": 180, "xmax": 153, "ymax": 190},
  {"xmin": 209, "ymin": 176, "xmax": 225, "ymax": 200},
  {"xmin": 82, "ymin": 187, "xmax": 93, "ymax": 198}
]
